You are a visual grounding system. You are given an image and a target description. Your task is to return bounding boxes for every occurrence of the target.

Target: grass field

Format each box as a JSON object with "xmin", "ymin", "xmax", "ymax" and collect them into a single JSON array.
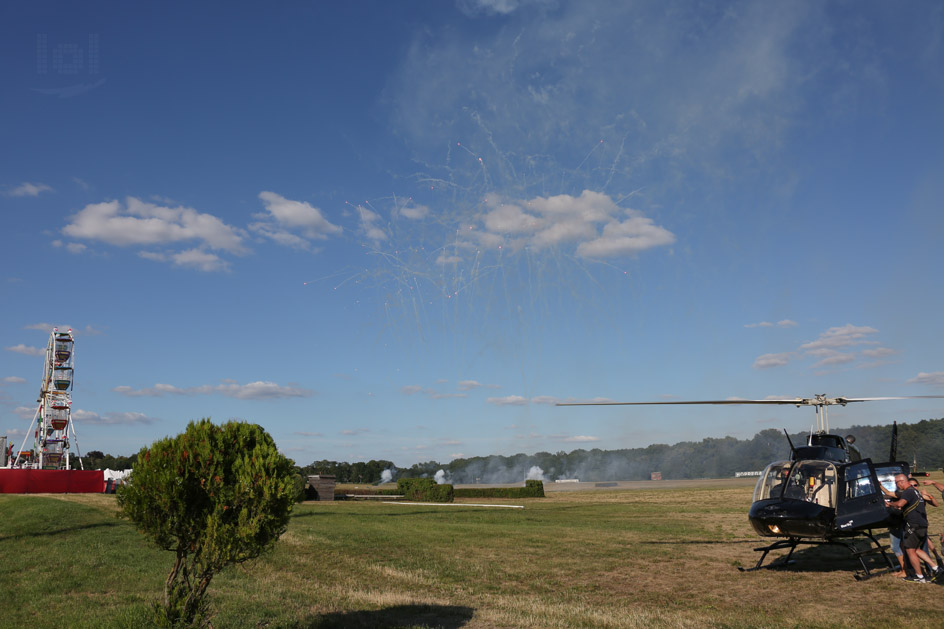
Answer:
[{"xmin": 2, "ymin": 479, "xmax": 944, "ymax": 628}]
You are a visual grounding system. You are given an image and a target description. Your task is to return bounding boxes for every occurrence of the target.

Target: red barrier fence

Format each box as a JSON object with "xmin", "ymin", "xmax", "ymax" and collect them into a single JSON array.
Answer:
[{"xmin": 0, "ymin": 469, "xmax": 104, "ymax": 493}]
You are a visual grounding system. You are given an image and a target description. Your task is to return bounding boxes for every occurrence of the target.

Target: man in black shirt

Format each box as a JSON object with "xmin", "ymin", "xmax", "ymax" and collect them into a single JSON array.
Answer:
[{"xmin": 889, "ymin": 474, "xmax": 943, "ymax": 582}]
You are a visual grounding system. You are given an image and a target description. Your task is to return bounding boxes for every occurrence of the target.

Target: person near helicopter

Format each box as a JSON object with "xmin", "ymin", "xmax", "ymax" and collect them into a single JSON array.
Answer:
[
  {"xmin": 884, "ymin": 478, "xmax": 940, "ymax": 578},
  {"xmin": 916, "ymin": 478, "xmax": 944, "ymax": 550},
  {"xmin": 887, "ymin": 474, "xmax": 943, "ymax": 582}
]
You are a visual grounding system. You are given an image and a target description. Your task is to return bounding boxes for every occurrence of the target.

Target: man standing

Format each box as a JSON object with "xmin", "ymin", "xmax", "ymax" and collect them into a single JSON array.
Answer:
[{"xmin": 889, "ymin": 474, "xmax": 943, "ymax": 582}]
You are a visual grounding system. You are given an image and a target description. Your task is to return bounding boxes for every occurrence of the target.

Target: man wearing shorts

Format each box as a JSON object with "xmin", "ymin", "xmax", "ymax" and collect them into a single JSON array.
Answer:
[{"xmin": 889, "ymin": 474, "xmax": 943, "ymax": 582}]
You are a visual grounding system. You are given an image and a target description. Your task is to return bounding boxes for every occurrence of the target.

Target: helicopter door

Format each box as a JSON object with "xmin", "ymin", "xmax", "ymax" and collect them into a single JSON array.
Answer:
[
  {"xmin": 835, "ymin": 459, "xmax": 889, "ymax": 533},
  {"xmin": 873, "ymin": 461, "xmax": 910, "ymax": 495}
]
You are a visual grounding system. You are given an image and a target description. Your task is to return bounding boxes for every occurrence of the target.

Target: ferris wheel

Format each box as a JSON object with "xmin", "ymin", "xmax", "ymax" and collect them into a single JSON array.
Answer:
[{"xmin": 12, "ymin": 328, "xmax": 84, "ymax": 470}]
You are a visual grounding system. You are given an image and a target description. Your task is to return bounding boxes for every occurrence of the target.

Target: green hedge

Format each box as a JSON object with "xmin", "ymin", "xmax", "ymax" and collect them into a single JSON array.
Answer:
[
  {"xmin": 396, "ymin": 477, "xmax": 454, "ymax": 502},
  {"xmin": 454, "ymin": 480, "xmax": 545, "ymax": 499}
]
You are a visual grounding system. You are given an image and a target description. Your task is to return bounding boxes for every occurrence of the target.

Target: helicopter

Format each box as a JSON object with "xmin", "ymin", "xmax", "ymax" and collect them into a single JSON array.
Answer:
[{"xmin": 558, "ymin": 394, "xmax": 944, "ymax": 578}]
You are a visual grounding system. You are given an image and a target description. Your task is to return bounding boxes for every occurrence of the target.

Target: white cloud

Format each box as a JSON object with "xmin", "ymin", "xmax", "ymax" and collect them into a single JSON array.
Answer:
[
  {"xmin": 2, "ymin": 376, "xmax": 26, "ymax": 384},
  {"xmin": 7, "ymin": 182, "xmax": 53, "ymax": 197},
  {"xmin": 754, "ymin": 324, "xmax": 891, "ymax": 371},
  {"xmin": 138, "ymin": 248, "xmax": 230, "ymax": 272},
  {"xmin": 401, "ymin": 382, "xmax": 474, "ymax": 399},
  {"xmin": 72, "ymin": 409, "xmax": 158, "ymax": 425},
  {"xmin": 22, "ymin": 323, "xmax": 102, "ymax": 337},
  {"xmin": 252, "ymin": 191, "xmax": 342, "ymax": 248},
  {"xmin": 811, "ymin": 353, "xmax": 857, "ymax": 367},
  {"xmin": 14, "ymin": 406, "xmax": 37, "ymax": 419},
  {"xmin": 908, "ymin": 372, "xmax": 944, "ymax": 388},
  {"xmin": 471, "ymin": 191, "xmax": 675, "ymax": 259},
  {"xmin": 63, "ymin": 197, "xmax": 248, "ymax": 254},
  {"xmin": 5, "ymin": 344, "xmax": 45, "ymax": 356},
  {"xmin": 487, "ymin": 395, "xmax": 529, "ymax": 405},
  {"xmin": 483, "ymin": 198, "xmax": 545, "ymax": 234},
  {"xmin": 560, "ymin": 435, "xmax": 600, "ymax": 443},
  {"xmin": 746, "ymin": 320, "xmax": 796, "ymax": 328},
  {"xmin": 113, "ymin": 380, "xmax": 312, "ymax": 400},
  {"xmin": 576, "ymin": 215, "xmax": 676, "ymax": 258},
  {"xmin": 457, "ymin": 0, "xmax": 528, "ymax": 16},
  {"xmin": 753, "ymin": 352, "xmax": 792, "ymax": 369},
  {"xmin": 428, "ymin": 391, "xmax": 468, "ymax": 399},
  {"xmin": 24, "ymin": 322, "xmax": 64, "ymax": 332},
  {"xmin": 355, "ymin": 205, "xmax": 387, "ymax": 243},
  {"xmin": 799, "ymin": 325, "xmax": 879, "ymax": 352},
  {"xmin": 249, "ymin": 224, "xmax": 313, "ymax": 250},
  {"xmin": 396, "ymin": 199, "xmax": 429, "ymax": 220},
  {"xmin": 217, "ymin": 381, "xmax": 311, "ymax": 400},
  {"xmin": 530, "ymin": 396, "xmax": 561, "ymax": 405}
]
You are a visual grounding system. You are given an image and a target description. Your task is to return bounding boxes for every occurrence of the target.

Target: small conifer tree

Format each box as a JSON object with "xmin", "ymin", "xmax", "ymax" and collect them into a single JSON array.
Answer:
[{"xmin": 117, "ymin": 419, "xmax": 296, "ymax": 626}]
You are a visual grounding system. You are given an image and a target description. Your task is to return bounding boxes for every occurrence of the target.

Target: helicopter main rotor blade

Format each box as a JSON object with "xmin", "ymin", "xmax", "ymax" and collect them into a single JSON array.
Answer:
[
  {"xmin": 557, "ymin": 399, "xmax": 802, "ymax": 406},
  {"xmin": 556, "ymin": 395, "xmax": 944, "ymax": 407}
]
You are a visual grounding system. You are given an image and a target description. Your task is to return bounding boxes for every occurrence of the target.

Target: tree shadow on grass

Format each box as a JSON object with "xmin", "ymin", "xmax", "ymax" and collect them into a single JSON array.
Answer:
[
  {"xmin": 0, "ymin": 520, "xmax": 119, "ymax": 542},
  {"xmin": 297, "ymin": 604, "xmax": 475, "ymax": 628}
]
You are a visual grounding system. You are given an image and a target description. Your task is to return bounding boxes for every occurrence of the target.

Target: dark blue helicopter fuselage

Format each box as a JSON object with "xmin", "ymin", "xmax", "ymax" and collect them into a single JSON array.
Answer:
[{"xmin": 749, "ymin": 498, "xmax": 834, "ymax": 538}]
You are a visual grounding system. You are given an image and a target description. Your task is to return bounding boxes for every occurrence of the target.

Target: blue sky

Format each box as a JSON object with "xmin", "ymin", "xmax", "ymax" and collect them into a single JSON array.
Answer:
[{"xmin": 2, "ymin": 1, "xmax": 943, "ymax": 467}]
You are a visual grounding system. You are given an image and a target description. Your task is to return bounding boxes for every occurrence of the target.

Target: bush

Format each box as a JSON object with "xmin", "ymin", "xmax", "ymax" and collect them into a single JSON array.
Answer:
[
  {"xmin": 336, "ymin": 487, "xmax": 401, "ymax": 496},
  {"xmin": 117, "ymin": 419, "xmax": 296, "ymax": 627},
  {"xmin": 397, "ymin": 477, "xmax": 454, "ymax": 502},
  {"xmin": 454, "ymin": 480, "xmax": 545, "ymax": 499},
  {"xmin": 292, "ymin": 473, "xmax": 309, "ymax": 503}
]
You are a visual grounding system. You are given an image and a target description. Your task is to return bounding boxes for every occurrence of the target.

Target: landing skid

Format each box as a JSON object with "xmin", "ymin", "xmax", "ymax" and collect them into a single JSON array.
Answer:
[{"xmin": 738, "ymin": 531, "xmax": 895, "ymax": 580}]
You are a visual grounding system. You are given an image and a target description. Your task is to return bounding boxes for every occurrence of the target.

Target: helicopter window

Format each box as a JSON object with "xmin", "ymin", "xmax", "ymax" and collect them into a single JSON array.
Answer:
[
  {"xmin": 784, "ymin": 461, "xmax": 837, "ymax": 507},
  {"xmin": 753, "ymin": 461, "xmax": 793, "ymax": 502},
  {"xmin": 875, "ymin": 463, "xmax": 908, "ymax": 494},
  {"xmin": 809, "ymin": 434, "xmax": 844, "ymax": 449},
  {"xmin": 794, "ymin": 445, "xmax": 848, "ymax": 463},
  {"xmin": 843, "ymin": 461, "xmax": 877, "ymax": 500}
]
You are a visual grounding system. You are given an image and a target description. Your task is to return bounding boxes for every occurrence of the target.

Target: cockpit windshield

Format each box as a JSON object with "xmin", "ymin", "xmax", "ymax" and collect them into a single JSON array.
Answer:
[
  {"xmin": 782, "ymin": 461, "xmax": 838, "ymax": 508},
  {"xmin": 753, "ymin": 461, "xmax": 793, "ymax": 502}
]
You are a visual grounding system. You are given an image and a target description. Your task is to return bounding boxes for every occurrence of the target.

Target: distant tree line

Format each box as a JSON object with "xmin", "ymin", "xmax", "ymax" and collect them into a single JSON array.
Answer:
[
  {"xmin": 85, "ymin": 417, "xmax": 944, "ymax": 483},
  {"xmin": 298, "ymin": 459, "xmax": 398, "ymax": 483},
  {"xmin": 294, "ymin": 418, "xmax": 944, "ymax": 484},
  {"xmin": 83, "ymin": 450, "xmax": 137, "ymax": 470}
]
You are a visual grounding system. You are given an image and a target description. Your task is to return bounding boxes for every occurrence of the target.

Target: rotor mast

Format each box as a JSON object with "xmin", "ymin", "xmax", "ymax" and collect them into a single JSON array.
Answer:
[{"xmin": 795, "ymin": 394, "xmax": 849, "ymax": 434}]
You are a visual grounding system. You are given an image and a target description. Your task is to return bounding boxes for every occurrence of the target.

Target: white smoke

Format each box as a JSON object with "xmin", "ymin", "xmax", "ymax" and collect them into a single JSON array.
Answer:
[
  {"xmin": 380, "ymin": 468, "xmax": 394, "ymax": 484},
  {"xmin": 434, "ymin": 469, "xmax": 449, "ymax": 484},
  {"xmin": 526, "ymin": 466, "xmax": 547, "ymax": 481}
]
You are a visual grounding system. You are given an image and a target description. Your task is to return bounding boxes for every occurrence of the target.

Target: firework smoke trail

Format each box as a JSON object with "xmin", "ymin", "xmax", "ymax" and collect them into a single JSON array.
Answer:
[{"xmin": 337, "ymin": 131, "xmax": 667, "ymax": 355}]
